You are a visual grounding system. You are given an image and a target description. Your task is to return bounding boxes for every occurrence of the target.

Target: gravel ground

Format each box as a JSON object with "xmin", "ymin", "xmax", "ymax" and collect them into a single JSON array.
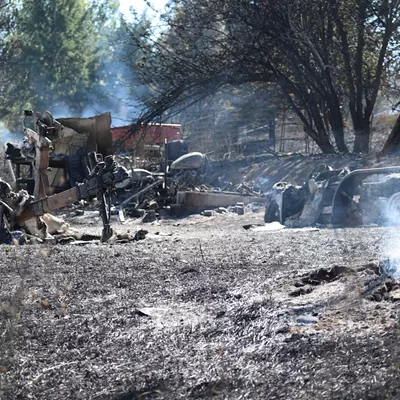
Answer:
[{"xmin": 1, "ymin": 210, "xmax": 400, "ymax": 399}]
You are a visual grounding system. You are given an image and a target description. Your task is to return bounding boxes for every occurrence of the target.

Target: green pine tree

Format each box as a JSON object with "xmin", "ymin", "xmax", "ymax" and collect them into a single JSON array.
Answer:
[{"xmin": 0, "ymin": 0, "xmax": 116, "ymax": 129}]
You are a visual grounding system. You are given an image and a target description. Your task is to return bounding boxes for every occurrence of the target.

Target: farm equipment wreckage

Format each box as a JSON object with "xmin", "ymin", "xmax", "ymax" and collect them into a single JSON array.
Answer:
[
  {"xmin": 0, "ymin": 110, "xmax": 129, "ymax": 242},
  {"xmin": 3, "ymin": 110, "xmax": 400, "ymax": 242}
]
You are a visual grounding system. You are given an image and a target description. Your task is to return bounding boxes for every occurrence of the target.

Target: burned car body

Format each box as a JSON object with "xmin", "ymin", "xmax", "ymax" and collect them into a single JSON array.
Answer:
[{"xmin": 264, "ymin": 165, "xmax": 400, "ymax": 227}]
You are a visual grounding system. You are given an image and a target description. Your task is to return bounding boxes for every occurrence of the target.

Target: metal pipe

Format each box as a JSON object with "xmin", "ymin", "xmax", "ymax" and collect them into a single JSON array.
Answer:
[
  {"xmin": 119, "ymin": 179, "xmax": 163, "ymax": 210},
  {"xmin": 164, "ymin": 138, "xmax": 168, "ymax": 189}
]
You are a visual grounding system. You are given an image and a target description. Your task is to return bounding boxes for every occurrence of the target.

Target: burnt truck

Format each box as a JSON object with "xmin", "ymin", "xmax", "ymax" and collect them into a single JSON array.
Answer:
[{"xmin": 264, "ymin": 164, "xmax": 400, "ymax": 227}]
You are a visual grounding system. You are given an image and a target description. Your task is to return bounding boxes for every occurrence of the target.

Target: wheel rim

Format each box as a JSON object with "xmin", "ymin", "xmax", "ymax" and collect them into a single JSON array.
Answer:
[{"xmin": 387, "ymin": 192, "xmax": 400, "ymax": 222}]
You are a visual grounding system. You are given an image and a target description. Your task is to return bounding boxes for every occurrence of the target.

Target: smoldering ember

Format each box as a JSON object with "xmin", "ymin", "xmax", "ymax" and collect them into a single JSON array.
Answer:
[{"xmin": 3, "ymin": 1, "xmax": 400, "ymax": 399}]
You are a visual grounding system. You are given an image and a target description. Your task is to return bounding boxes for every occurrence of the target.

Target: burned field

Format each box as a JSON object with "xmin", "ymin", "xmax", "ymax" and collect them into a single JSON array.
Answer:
[{"xmin": 1, "ymin": 212, "xmax": 400, "ymax": 400}]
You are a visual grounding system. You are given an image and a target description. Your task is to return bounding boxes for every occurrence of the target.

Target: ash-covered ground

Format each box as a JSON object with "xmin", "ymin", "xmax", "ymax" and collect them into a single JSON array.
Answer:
[{"xmin": 1, "ymin": 210, "xmax": 400, "ymax": 399}]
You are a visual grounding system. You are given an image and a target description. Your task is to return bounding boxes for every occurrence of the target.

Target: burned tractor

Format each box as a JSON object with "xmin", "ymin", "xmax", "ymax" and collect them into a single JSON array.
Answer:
[
  {"xmin": 0, "ymin": 111, "xmax": 129, "ymax": 243},
  {"xmin": 264, "ymin": 164, "xmax": 400, "ymax": 227}
]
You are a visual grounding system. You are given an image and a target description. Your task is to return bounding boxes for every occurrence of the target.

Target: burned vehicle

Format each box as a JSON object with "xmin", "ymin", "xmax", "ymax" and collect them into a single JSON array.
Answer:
[
  {"xmin": 115, "ymin": 151, "xmax": 209, "ymax": 219},
  {"xmin": 1, "ymin": 111, "xmax": 129, "ymax": 243},
  {"xmin": 264, "ymin": 164, "xmax": 400, "ymax": 227}
]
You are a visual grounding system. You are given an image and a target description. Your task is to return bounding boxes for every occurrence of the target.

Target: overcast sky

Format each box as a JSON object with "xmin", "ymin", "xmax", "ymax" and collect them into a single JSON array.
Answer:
[{"xmin": 119, "ymin": 0, "xmax": 168, "ymax": 17}]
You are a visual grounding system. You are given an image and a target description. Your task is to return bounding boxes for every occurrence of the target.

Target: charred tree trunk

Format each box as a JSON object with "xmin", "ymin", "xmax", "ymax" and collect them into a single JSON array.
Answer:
[
  {"xmin": 382, "ymin": 114, "xmax": 400, "ymax": 154},
  {"xmin": 268, "ymin": 112, "xmax": 276, "ymax": 151},
  {"xmin": 284, "ymin": 90, "xmax": 335, "ymax": 154},
  {"xmin": 328, "ymin": 103, "xmax": 348, "ymax": 153},
  {"xmin": 331, "ymin": 125, "xmax": 347, "ymax": 153},
  {"xmin": 353, "ymin": 119, "xmax": 370, "ymax": 153},
  {"xmin": 315, "ymin": 137, "xmax": 336, "ymax": 154},
  {"xmin": 353, "ymin": 129, "xmax": 370, "ymax": 153},
  {"xmin": 303, "ymin": 125, "xmax": 335, "ymax": 154}
]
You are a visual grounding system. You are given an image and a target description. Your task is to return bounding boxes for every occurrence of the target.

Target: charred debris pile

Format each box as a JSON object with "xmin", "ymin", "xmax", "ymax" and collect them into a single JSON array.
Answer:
[
  {"xmin": 0, "ymin": 111, "xmax": 266, "ymax": 245},
  {"xmin": 5, "ymin": 109, "xmax": 400, "ymax": 246},
  {"xmin": 263, "ymin": 163, "xmax": 400, "ymax": 229}
]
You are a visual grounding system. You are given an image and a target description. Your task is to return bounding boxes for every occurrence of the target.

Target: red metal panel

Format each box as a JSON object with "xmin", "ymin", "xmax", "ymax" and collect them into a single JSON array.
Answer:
[{"xmin": 111, "ymin": 124, "xmax": 182, "ymax": 152}]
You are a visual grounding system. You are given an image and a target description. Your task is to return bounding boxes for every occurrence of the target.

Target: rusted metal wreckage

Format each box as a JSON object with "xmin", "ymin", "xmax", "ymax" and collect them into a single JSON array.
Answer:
[
  {"xmin": 1, "ymin": 111, "xmax": 129, "ymax": 243},
  {"xmin": 1, "ymin": 110, "xmax": 212, "ymax": 243}
]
